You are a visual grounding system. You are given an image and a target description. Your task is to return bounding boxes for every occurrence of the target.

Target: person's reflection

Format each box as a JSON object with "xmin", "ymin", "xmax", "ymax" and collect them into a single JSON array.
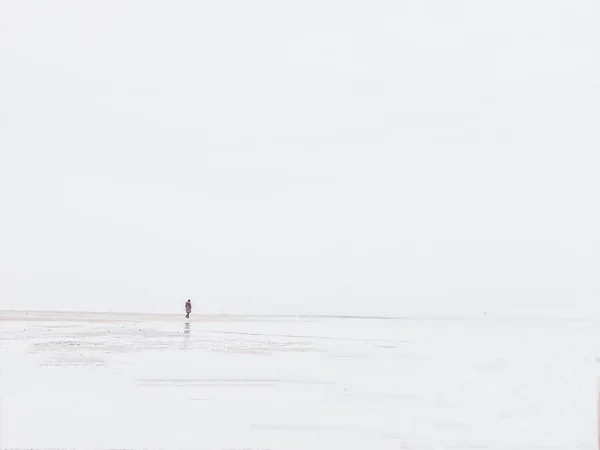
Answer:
[{"xmin": 183, "ymin": 322, "xmax": 190, "ymax": 348}]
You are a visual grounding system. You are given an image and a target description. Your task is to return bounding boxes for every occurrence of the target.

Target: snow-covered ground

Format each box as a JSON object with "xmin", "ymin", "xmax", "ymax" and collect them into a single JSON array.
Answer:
[{"xmin": 1, "ymin": 310, "xmax": 599, "ymax": 449}]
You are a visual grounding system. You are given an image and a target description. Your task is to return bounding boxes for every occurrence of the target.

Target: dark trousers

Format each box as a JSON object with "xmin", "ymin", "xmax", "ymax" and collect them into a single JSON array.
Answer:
[{"xmin": 186, "ymin": 312, "xmax": 190, "ymax": 318}]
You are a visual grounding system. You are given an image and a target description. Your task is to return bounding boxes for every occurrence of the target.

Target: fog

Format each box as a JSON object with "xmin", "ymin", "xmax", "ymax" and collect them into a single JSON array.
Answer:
[{"xmin": 1, "ymin": 0, "xmax": 599, "ymax": 317}]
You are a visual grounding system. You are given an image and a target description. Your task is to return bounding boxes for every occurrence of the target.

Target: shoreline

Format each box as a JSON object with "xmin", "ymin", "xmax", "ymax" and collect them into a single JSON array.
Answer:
[{"xmin": 1, "ymin": 308, "xmax": 598, "ymax": 324}]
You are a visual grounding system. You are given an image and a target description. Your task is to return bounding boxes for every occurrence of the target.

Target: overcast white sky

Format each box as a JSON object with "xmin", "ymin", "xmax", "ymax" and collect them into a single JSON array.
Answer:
[{"xmin": 1, "ymin": 0, "xmax": 599, "ymax": 317}]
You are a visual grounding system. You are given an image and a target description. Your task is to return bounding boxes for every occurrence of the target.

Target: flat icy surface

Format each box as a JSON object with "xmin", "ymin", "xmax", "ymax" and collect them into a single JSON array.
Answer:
[{"xmin": 1, "ymin": 310, "xmax": 600, "ymax": 449}]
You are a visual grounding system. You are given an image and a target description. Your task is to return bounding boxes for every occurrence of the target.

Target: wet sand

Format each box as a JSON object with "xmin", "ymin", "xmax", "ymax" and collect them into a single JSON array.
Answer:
[{"xmin": 1, "ymin": 309, "xmax": 599, "ymax": 449}]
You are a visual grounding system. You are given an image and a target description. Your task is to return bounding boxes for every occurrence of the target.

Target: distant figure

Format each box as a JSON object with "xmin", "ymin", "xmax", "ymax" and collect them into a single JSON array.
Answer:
[{"xmin": 185, "ymin": 299, "xmax": 192, "ymax": 318}]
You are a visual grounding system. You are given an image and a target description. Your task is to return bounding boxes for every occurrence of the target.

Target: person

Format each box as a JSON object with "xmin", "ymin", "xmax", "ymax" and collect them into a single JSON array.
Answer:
[{"xmin": 185, "ymin": 299, "xmax": 192, "ymax": 318}]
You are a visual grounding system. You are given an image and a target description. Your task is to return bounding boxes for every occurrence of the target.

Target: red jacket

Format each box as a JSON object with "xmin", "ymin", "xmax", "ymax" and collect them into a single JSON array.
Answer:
[{"xmin": 185, "ymin": 302, "xmax": 192, "ymax": 313}]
